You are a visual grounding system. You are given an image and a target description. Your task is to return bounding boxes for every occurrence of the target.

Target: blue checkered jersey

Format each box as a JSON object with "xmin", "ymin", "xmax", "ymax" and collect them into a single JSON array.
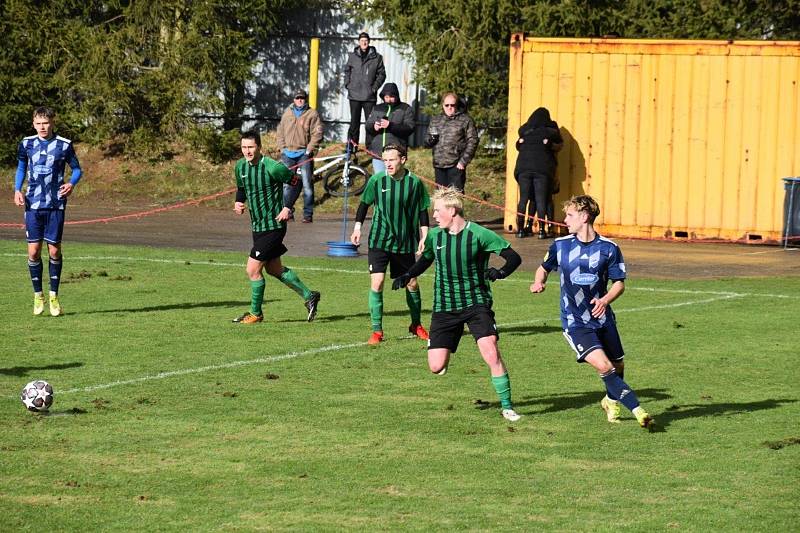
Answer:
[
  {"xmin": 16, "ymin": 135, "xmax": 82, "ymax": 210},
  {"xmin": 541, "ymin": 234, "xmax": 626, "ymax": 330}
]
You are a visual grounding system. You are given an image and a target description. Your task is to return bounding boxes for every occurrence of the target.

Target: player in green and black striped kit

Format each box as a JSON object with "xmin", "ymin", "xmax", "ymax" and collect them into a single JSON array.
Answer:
[
  {"xmin": 393, "ymin": 187, "xmax": 523, "ymax": 422},
  {"xmin": 232, "ymin": 131, "xmax": 320, "ymax": 324},
  {"xmin": 350, "ymin": 144, "xmax": 430, "ymax": 345}
]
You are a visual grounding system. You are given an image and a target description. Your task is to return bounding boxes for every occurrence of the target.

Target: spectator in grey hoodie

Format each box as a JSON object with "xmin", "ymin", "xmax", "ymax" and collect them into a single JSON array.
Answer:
[{"xmin": 344, "ymin": 32, "xmax": 386, "ymax": 147}]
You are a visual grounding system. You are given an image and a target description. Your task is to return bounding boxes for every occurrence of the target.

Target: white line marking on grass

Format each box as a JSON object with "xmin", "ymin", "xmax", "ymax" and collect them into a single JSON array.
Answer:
[
  {"xmin": 46, "ymin": 293, "xmax": 742, "ymax": 397},
  {"xmin": 57, "ymin": 342, "xmax": 366, "ymax": 396},
  {"xmin": 629, "ymin": 287, "xmax": 799, "ymax": 299},
  {"xmin": 498, "ymin": 293, "xmax": 744, "ymax": 328},
  {"xmin": 1, "ymin": 251, "xmax": 794, "ymax": 398},
  {"xmin": 0, "ymin": 253, "xmax": 364, "ymax": 275},
  {"xmin": 3, "ymin": 252, "xmax": 797, "ymax": 299}
]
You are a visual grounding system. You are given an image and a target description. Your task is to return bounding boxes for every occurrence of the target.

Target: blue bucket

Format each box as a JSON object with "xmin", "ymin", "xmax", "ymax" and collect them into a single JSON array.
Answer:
[{"xmin": 327, "ymin": 241, "xmax": 359, "ymax": 257}]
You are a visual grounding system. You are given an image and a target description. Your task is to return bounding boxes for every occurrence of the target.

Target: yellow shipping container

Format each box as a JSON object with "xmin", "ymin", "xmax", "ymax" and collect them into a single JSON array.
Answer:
[{"xmin": 505, "ymin": 34, "xmax": 800, "ymax": 243}]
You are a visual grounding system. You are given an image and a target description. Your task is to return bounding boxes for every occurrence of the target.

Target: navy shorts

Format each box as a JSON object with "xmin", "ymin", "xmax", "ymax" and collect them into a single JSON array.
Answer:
[
  {"xmin": 25, "ymin": 209, "xmax": 65, "ymax": 244},
  {"xmin": 368, "ymin": 248, "xmax": 415, "ymax": 279},
  {"xmin": 250, "ymin": 227, "xmax": 287, "ymax": 261},
  {"xmin": 428, "ymin": 304, "xmax": 498, "ymax": 354},
  {"xmin": 563, "ymin": 324, "xmax": 625, "ymax": 363}
]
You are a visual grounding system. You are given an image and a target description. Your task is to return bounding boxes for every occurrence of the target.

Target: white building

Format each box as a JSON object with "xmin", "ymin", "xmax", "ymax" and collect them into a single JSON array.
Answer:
[{"xmin": 244, "ymin": 10, "xmax": 430, "ymax": 145}]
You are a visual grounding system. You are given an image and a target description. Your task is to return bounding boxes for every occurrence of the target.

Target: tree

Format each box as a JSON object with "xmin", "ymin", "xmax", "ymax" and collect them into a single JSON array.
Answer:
[
  {"xmin": 0, "ymin": 0, "xmax": 309, "ymax": 163},
  {"xmin": 350, "ymin": 0, "xmax": 800, "ymax": 136}
]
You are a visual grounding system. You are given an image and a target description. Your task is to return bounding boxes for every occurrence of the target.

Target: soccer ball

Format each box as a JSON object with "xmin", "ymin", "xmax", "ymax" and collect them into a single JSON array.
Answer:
[{"xmin": 20, "ymin": 380, "xmax": 54, "ymax": 412}]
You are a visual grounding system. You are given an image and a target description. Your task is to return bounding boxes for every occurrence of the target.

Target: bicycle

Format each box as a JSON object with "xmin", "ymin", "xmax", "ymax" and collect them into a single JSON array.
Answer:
[{"xmin": 297, "ymin": 144, "xmax": 370, "ymax": 197}]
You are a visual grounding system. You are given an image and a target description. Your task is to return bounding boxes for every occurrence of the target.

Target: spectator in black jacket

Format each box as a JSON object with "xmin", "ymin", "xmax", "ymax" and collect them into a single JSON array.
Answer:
[
  {"xmin": 366, "ymin": 83, "xmax": 415, "ymax": 174},
  {"xmin": 344, "ymin": 33, "xmax": 386, "ymax": 147},
  {"xmin": 514, "ymin": 107, "xmax": 563, "ymax": 238}
]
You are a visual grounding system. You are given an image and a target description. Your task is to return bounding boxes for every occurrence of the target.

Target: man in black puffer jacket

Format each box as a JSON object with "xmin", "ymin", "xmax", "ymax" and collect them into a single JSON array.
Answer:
[
  {"xmin": 344, "ymin": 32, "xmax": 386, "ymax": 147},
  {"xmin": 365, "ymin": 83, "xmax": 415, "ymax": 174}
]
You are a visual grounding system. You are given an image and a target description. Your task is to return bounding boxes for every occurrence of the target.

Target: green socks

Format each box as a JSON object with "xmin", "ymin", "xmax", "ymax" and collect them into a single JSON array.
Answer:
[
  {"xmin": 491, "ymin": 373, "xmax": 513, "ymax": 410},
  {"xmin": 250, "ymin": 278, "xmax": 266, "ymax": 315},
  {"xmin": 369, "ymin": 289, "xmax": 384, "ymax": 332},
  {"xmin": 277, "ymin": 267, "xmax": 312, "ymax": 300},
  {"xmin": 406, "ymin": 288, "xmax": 422, "ymax": 325},
  {"xmin": 369, "ymin": 288, "xmax": 421, "ymax": 332}
]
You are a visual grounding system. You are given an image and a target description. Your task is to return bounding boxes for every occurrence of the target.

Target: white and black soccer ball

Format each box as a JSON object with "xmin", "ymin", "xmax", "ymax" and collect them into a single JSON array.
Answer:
[{"xmin": 20, "ymin": 380, "xmax": 54, "ymax": 412}]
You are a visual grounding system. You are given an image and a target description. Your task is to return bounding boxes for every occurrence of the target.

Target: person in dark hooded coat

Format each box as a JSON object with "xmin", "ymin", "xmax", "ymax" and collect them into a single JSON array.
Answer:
[
  {"xmin": 365, "ymin": 82, "xmax": 415, "ymax": 174},
  {"xmin": 513, "ymin": 107, "xmax": 563, "ymax": 238}
]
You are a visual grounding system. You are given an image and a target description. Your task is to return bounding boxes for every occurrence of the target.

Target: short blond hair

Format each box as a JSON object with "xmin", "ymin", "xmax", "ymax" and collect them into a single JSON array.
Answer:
[
  {"xmin": 431, "ymin": 186, "xmax": 465, "ymax": 216},
  {"xmin": 563, "ymin": 195, "xmax": 601, "ymax": 223}
]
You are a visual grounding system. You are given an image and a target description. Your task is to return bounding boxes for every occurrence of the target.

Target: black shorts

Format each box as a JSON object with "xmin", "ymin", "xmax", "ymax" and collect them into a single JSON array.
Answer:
[
  {"xmin": 368, "ymin": 248, "xmax": 416, "ymax": 279},
  {"xmin": 428, "ymin": 304, "xmax": 498, "ymax": 354},
  {"xmin": 250, "ymin": 227, "xmax": 288, "ymax": 261}
]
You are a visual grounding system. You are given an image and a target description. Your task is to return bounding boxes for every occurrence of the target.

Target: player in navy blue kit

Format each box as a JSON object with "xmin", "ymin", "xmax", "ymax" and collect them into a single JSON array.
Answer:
[
  {"xmin": 13, "ymin": 107, "xmax": 82, "ymax": 317},
  {"xmin": 530, "ymin": 195, "xmax": 654, "ymax": 430}
]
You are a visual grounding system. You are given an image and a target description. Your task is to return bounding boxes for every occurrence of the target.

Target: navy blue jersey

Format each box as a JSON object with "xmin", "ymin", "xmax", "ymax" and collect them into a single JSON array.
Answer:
[
  {"xmin": 541, "ymin": 234, "xmax": 626, "ymax": 330},
  {"xmin": 17, "ymin": 135, "xmax": 81, "ymax": 210}
]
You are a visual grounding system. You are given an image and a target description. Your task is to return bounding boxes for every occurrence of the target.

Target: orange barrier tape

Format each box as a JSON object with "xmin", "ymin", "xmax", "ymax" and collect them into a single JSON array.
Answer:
[
  {"xmin": 2, "ymin": 140, "xmax": 796, "ymax": 246},
  {"xmin": 0, "ymin": 144, "xmax": 350, "ymax": 230},
  {"xmin": 0, "ymin": 188, "xmax": 235, "ymax": 229},
  {"xmin": 354, "ymin": 140, "xmax": 566, "ymax": 229}
]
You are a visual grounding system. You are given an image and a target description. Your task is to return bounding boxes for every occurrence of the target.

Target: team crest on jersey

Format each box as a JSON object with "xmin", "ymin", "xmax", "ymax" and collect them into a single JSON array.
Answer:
[{"xmin": 589, "ymin": 256, "xmax": 599, "ymax": 269}]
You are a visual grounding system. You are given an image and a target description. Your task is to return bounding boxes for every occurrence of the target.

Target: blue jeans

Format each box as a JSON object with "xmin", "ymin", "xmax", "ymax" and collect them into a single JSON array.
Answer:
[
  {"xmin": 281, "ymin": 153, "xmax": 314, "ymax": 220},
  {"xmin": 372, "ymin": 158, "xmax": 386, "ymax": 175}
]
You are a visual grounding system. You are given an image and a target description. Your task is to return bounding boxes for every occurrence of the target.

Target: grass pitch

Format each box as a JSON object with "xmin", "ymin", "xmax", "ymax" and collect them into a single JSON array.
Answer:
[{"xmin": 0, "ymin": 240, "xmax": 798, "ymax": 531}]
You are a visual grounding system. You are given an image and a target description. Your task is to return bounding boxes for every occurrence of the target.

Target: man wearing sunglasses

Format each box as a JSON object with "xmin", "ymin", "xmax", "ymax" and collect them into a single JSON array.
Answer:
[{"xmin": 424, "ymin": 92, "xmax": 479, "ymax": 192}]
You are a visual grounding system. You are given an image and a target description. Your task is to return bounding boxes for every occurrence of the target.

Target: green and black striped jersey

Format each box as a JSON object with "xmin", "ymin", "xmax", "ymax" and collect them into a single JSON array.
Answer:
[
  {"xmin": 360, "ymin": 170, "xmax": 430, "ymax": 253},
  {"xmin": 235, "ymin": 156, "xmax": 296, "ymax": 232},
  {"xmin": 422, "ymin": 222, "xmax": 511, "ymax": 312}
]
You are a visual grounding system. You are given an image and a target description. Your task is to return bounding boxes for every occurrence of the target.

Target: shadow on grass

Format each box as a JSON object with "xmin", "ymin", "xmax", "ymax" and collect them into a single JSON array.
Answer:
[
  {"xmin": 40, "ymin": 407, "xmax": 89, "ymax": 417},
  {"xmin": 655, "ymin": 398, "xmax": 798, "ymax": 430},
  {"xmin": 502, "ymin": 388, "xmax": 673, "ymax": 415},
  {"xmin": 501, "ymin": 324, "xmax": 563, "ymax": 336},
  {"xmin": 477, "ymin": 391, "xmax": 797, "ymax": 433},
  {"xmin": 285, "ymin": 308, "xmax": 413, "ymax": 323},
  {"xmin": 83, "ymin": 300, "xmax": 271, "ymax": 314},
  {"xmin": 0, "ymin": 361, "xmax": 83, "ymax": 377}
]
